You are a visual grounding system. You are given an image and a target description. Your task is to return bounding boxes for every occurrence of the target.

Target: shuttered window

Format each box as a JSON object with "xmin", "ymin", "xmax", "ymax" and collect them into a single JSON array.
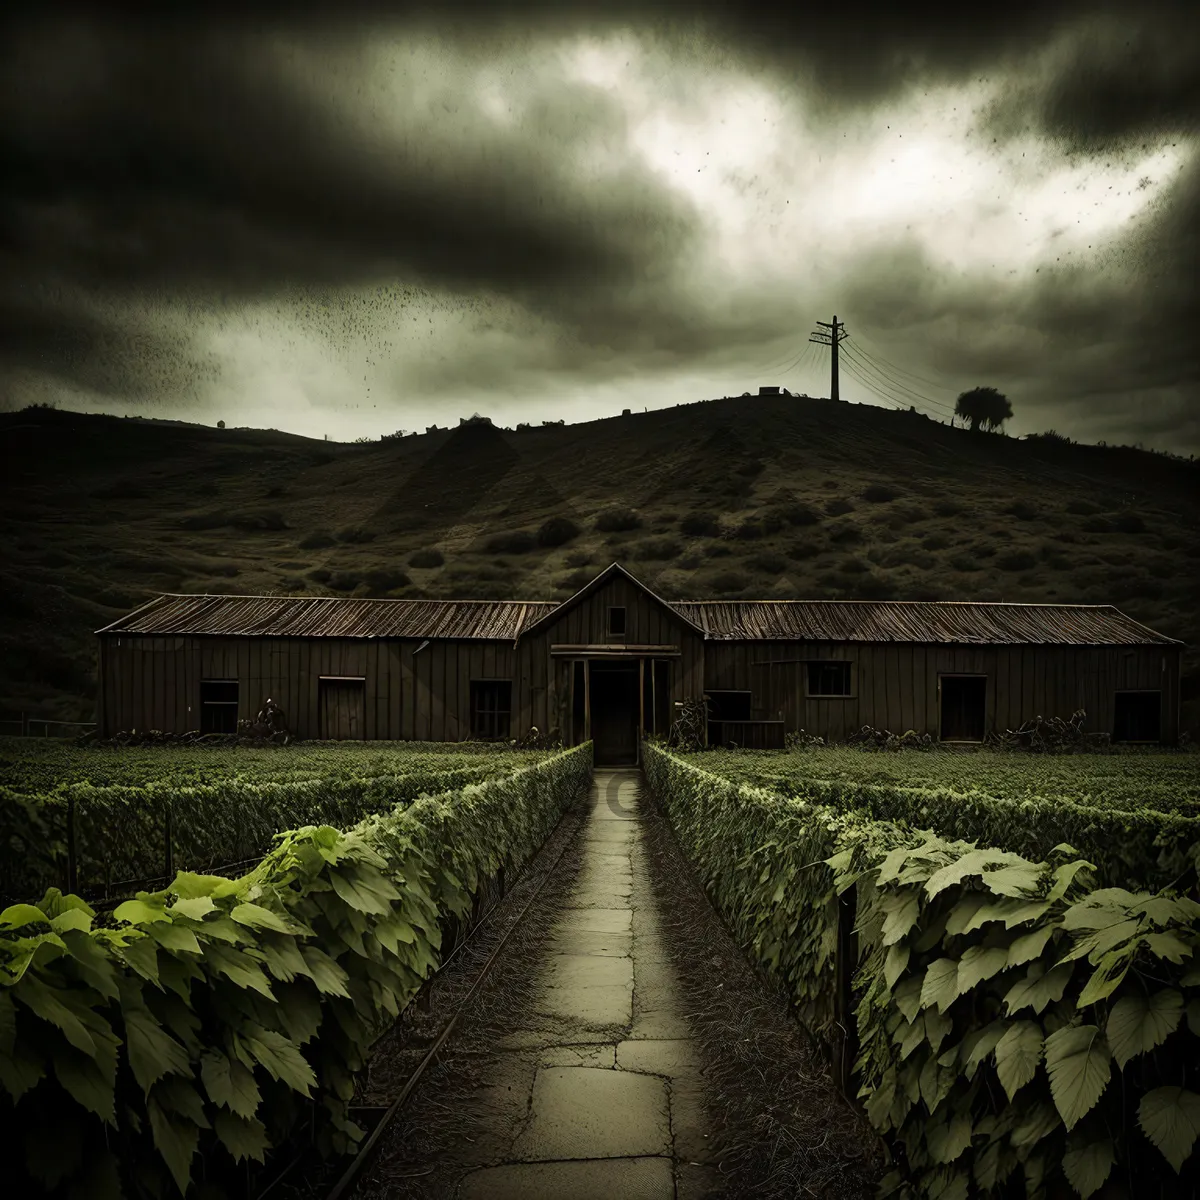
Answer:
[{"xmin": 470, "ymin": 680, "xmax": 512, "ymax": 740}]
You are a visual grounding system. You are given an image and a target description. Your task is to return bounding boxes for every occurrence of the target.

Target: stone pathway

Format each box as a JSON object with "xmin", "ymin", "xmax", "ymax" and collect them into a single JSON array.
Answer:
[{"xmin": 451, "ymin": 768, "xmax": 720, "ymax": 1200}]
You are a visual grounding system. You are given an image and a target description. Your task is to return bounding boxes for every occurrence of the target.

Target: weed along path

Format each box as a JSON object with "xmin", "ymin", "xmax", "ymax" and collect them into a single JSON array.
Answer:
[{"xmin": 360, "ymin": 767, "xmax": 721, "ymax": 1199}]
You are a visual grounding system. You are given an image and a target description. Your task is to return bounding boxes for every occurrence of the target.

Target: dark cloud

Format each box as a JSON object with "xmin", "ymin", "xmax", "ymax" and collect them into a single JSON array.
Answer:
[{"xmin": 2, "ymin": 1, "xmax": 1198, "ymax": 449}]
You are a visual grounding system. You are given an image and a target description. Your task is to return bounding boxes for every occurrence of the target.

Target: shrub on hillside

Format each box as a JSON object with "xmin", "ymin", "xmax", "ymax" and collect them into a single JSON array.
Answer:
[
  {"xmin": 328, "ymin": 570, "xmax": 362, "ymax": 591},
  {"xmin": 336, "ymin": 527, "xmax": 376, "ymax": 544},
  {"xmin": 780, "ymin": 502, "xmax": 821, "ymax": 526},
  {"xmin": 307, "ymin": 567, "xmax": 332, "ymax": 583},
  {"xmin": 485, "ymin": 530, "xmax": 537, "ymax": 554},
  {"xmin": 680, "ymin": 512, "xmax": 722, "ymax": 537},
  {"xmin": 949, "ymin": 552, "xmax": 982, "ymax": 572},
  {"xmin": 921, "ymin": 532, "xmax": 950, "ymax": 550},
  {"xmin": 828, "ymin": 523, "xmax": 862, "ymax": 544},
  {"xmin": 554, "ymin": 569, "xmax": 592, "ymax": 591},
  {"xmin": 825, "ymin": 497, "xmax": 855, "ymax": 516},
  {"xmin": 537, "ymin": 516, "xmax": 581, "ymax": 547},
  {"xmin": 1004, "ymin": 499, "xmax": 1040, "ymax": 520},
  {"xmin": 362, "ymin": 568, "xmax": 410, "ymax": 593},
  {"xmin": 408, "ymin": 548, "xmax": 444, "ymax": 568},
  {"xmin": 594, "ymin": 508, "xmax": 642, "ymax": 532},
  {"xmin": 996, "ymin": 550, "xmax": 1037, "ymax": 571},
  {"xmin": 563, "ymin": 550, "xmax": 592, "ymax": 568},
  {"xmin": 1110, "ymin": 511, "xmax": 1146, "ymax": 534},
  {"xmin": 633, "ymin": 537, "xmax": 682, "ymax": 561},
  {"xmin": 706, "ymin": 570, "xmax": 748, "ymax": 594},
  {"xmin": 730, "ymin": 519, "xmax": 764, "ymax": 541},
  {"xmin": 1066, "ymin": 498, "xmax": 1101, "ymax": 515},
  {"xmin": 703, "ymin": 544, "xmax": 733, "ymax": 558},
  {"xmin": 748, "ymin": 551, "xmax": 788, "ymax": 574},
  {"xmin": 298, "ymin": 532, "xmax": 336, "ymax": 550},
  {"xmin": 862, "ymin": 483, "xmax": 901, "ymax": 503},
  {"xmin": 785, "ymin": 540, "xmax": 822, "ymax": 561},
  {"xmin": 932, "ymin": 498, "xmax": 963, "ymax": 517}
]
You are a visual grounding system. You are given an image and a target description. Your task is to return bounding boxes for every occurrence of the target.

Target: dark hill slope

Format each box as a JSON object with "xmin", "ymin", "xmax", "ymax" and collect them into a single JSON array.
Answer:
[{"xmin": 1, "ymin": 399, "xmax": 1196, "ymax": 729}]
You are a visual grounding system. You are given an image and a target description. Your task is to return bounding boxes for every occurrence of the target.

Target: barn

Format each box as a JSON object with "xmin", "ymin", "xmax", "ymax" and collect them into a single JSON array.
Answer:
[{"xmin": 95, "ymin": 562, "xmax": 1184, "ymax": 761}]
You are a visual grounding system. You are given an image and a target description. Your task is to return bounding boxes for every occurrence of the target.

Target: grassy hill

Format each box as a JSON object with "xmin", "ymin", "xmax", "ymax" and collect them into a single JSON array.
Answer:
[{"xmin": 2, "ymin": 398, "xmax": 1197, "ymax": 733}]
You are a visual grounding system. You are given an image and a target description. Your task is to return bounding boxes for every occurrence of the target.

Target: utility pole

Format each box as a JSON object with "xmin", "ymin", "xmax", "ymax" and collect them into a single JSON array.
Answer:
[{"xmin": 809, "ymin": 315, "xmax": 848, "ymax": 402}]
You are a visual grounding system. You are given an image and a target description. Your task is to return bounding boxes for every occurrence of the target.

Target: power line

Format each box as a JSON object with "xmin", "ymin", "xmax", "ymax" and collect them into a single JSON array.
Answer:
[
  {"xmin": 840, "ymin": 349, "xmax": 950, "ymax": 419},
  {"xmin": 838, "ymin": 356, "xmax": 905, "ymax": 410},
  {"xmin": 845, "ymin": 329, "xmax": 959, "ymax": 391},
  {"xmin": 841, "ymin": 341, "xmax": 957, "ymax": 418}
]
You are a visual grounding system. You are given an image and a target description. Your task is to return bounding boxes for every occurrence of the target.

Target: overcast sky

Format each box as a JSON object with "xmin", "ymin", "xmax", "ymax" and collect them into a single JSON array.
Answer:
[{"xmin": 3, "ymin": 2, "xmax": 1198, "ymax": 452}]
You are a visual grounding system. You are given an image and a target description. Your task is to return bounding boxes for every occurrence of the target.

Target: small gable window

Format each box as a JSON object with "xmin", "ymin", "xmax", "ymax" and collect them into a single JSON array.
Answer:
[{"xmin": 607, "ymin": 606, "xmax": 627, "ymax": 637}]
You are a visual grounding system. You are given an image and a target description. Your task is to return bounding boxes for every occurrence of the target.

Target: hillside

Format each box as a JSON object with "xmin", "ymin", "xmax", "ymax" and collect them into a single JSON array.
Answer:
[{"xmin": 2, "ymin": 398, "xmax": 1197, "ymax": 732}]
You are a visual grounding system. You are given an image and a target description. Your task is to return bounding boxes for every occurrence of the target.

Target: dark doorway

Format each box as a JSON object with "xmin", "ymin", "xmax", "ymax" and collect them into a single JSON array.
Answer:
[
  {"xmin": 1113, "ymin": 691, "xmax": 1161, "ymax": 743},
  {"xmin": 589, "ymin": 661, "xmax": 640, "ymax": 765},
  {"xmin": 199, "ymin": 679, "xmax": 239, "ymax": 734},
  {"xmin": 940, "ymin": 675, "xmax": 986, "ymax": 741},
  {"xmin": 705, "ymin": 690, "xmax": 752, "ymax": 746},
  {"xmin": 319, "ymin": 678, "xmax": 365, "ymax": 739}
]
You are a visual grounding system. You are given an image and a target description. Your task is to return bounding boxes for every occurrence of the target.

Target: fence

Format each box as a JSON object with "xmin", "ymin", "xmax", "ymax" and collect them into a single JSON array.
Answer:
[{"xmin": 0, "ymin": 714, "xmax": 97, "ymax": 738}]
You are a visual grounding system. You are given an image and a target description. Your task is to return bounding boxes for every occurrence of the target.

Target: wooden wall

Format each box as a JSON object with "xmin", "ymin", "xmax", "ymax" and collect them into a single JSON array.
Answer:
[
  {"xmin": 98, "ymin": 629, "xmax": 1181, "ymax": 744},
  {"xmin": 705, "ymin": 641, "xmax": 1182, "ymax": 743},
  {"xmin": 98, "ymin": 634, "xmax": 514, "ymax": 741}
]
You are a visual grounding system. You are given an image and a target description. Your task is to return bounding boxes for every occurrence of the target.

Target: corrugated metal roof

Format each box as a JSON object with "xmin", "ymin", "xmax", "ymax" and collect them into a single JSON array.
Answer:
[
  {"xmin": 668, "ymin": 600, "xmax": 1181, "ymax": 645},
  {"xmin": 97, "ymin": 591, "xmax": 1182, "ymax": 646},
  {"xmin": 96, "ymin": 594, "xmax": 559, "ymax": 640}
]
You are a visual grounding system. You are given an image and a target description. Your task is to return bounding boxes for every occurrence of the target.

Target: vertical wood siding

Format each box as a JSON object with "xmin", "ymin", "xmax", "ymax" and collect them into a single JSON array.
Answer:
[{"xmin": 97, "ymin": 632, "xmax": 1182, "ymax": 745}]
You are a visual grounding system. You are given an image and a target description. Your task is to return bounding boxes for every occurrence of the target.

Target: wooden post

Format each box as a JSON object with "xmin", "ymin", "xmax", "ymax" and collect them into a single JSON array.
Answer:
[
  {"xmin": 833, "ymin": 884, "xmax": 859, "ymax": 1098},
  {"xmin": 638, "ymin": 658, "xmax": 645, "ymax": 763},
  {"xmin": 650, "ymin": 659, "xmax": 657, "ymax": 736},
  {"xmin": 583, "ymin": 659, "xmax": 591, "ymax": 742}
]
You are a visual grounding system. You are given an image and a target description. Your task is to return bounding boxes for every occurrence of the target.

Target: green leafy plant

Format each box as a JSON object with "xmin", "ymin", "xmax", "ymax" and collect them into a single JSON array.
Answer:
[{"xmin": 1, "ymin": 744, "xmax": 592, "ymax": 1198}]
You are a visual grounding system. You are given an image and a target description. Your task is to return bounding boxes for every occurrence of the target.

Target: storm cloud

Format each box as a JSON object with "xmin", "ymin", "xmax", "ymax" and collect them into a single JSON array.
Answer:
[{"xmin": 2, "ymin": 1, "xmax": 1197, "ymax": 448}]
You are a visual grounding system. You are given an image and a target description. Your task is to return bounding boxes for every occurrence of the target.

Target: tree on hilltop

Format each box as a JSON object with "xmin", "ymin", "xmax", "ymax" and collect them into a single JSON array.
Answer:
[{"xmin": 955, "ymin": 386, "xmax": 1013, "ymax": 433}]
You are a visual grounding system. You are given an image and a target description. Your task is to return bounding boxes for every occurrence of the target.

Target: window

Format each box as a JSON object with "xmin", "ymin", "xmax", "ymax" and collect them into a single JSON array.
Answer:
[
  {"xmin": 607, "ymin": 606, "xmax": 627, "ymax": 637},
  {"xmin": 470, "ymin": 680, "xmax": 512, "ymax": 740},
  {"xmin": 704, "ymin": 690, "xmax": 753, "ymax": 720},
  {"xmin": 806, "ymin": 661, "xmax": 852, "ymax": 697},
  {"xmin": 200, "ymin": 679, "xmax": 239, "ymax": 734},
  {"xmin": 1113, "ymin": 691, "xmax": 1161, "ymax": 743}
]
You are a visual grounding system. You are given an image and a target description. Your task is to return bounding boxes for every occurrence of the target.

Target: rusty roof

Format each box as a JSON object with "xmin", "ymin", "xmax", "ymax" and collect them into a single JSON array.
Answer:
[
  {"xmin": 97, "ymin": 588, "xmax": 1182, "ymax": 646},
  {"xmin": 96, "ymin": 594, "xmax": 558, "ymax": 640},
  {"xmin": 668, "ymin": 600, "xmax": 1181, "ymax": 645}
]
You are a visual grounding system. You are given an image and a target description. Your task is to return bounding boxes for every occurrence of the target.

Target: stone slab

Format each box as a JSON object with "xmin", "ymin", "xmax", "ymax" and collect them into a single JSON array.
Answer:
[
  {"xmin": 553, "ymin": 908, "xmax": 633, "ymax": 935},
  {"xmin": 458, "ymin": 1158, "xmax": 674, "ymax": 1200},
  {"xmin": 510, "ymin": 1067, "xmax": 671, "ymax": 1161},
  {"xmin": 534, "ymin": 981, "xmax": 632, "ymax": 1027},
  {"xmin": 616, "ymin": 1038, "xmax": 701, "ymax": 1077},
  {"xmin": 631, "ymin": 1008, "xmax": 692, "ymax": 1039},
  {"xmin": 544, "ymin": 929, "xmax": 632, "ymax": 957},
  {"xmin": 545, "ymin": 953, "xmax": 635, "ymax": 990},
  {"xmin": 537, "ymin": 1043, "xmax": 617, "ymax": 1068}
]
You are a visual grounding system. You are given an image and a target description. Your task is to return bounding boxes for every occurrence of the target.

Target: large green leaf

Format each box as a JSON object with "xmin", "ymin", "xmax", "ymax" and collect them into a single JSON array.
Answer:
[
  {"xmin": 241, "ymin": 1025, "xmax": 317, "ymax": 1096},
  {"xmin": 926, "ymin": 1112, "xmax": 973, "ymax": 1164},
  {"xmin": 214, "ymin": 1109, "xmax": 270, "ymax": 1164},
  {"xmin": 1010, "ymin": 1099, "xmax": 1059, "ymax": 1148},
  {"xmin": 1007, "ymin": 924, "xmax": 1054, "ymax": 968},
  {"xmin": 994, "ymin": 1020, "xmax": 1042, "ymax": 1101},
  {"xmin": 203, "ymin": 942, "xmax": 275, "ymax": 999},
  {"xmin": 1106, "ymin": 989, "xmax": 1183, "ymax": 1071},
  {"xmin": 1060, "ymin": 889, "xmax": 1138, "ymax": 931},
  {"xmin": 147, "ymin": 922, "xmax": 202, "ymax": 956},
  {"xmin": 300, "ymin": 944, "xmax": 351, "ymax": 997},
  {"xmin": 980, "ymin": 862, "xmax": 1044, "ymax": 898},
  {"xmin": 962, "ymin": 1019, "xmax": 1007, "ymax": 1081},
  {"xmin": 957, "ymin": 945, "xmax": 1009, "ymax": 994},
  {"xmin": 0, "ymin": 903, "xmax": 52, "ymax": 930},
  {"xmin": 925, "ymin": 849, "xmax": 1021, "ymax": 898},
  {"xmin": 880, "ymin": 890, "xmax": 921, "ymax": 946},
  {"xmin": 920, "ymin": 958, "xmax": 959, "ymax": 1014},
  {"xmin": 328, "ymin": 870, "xmax": 394, "ymax": 916},
  {"xmin": 1004, "ymin": 962, "xmax": 1074, "ymax": 1016},
  {"xmin": 1075, "ymin": 951, "xmax": 1132, "ymax": 1008},
  {"xmin": 168, "ymin": 895, "xmax": 217, "ymax": 921},
  {"xmin": 1138, "ymin": 1086, "xmax": 1200, "ymax": 1173},
  {"xmin": 1044, "ymin": 1025, "xmax": 1111, "ymax": 1130},
  {"xmin": 200, "ymin": 1049, "xmax": 261, "ymax": 1119},
  {"xmin": 125, "ymin": 1009, "xmax": 192, "ymax": 1094},
  {"xmin": 113, "ymin": 898, "xmax": 170, "ymax": 926},
  {"xmin": 230, "ymin": 902, "xmax": 299, "ymax": 934},
  {"xmin": 147, "ymin": 1098, "xmax": 200, "ymax": 1197},
  {"xmin": 884, "ymin": 942, "xmax": 910, "ymax": 990},
  {"xmin": 13, "ymin": 975, "xmax": 97, "ymax": 1055},
  {"xmin": 1062, "ymin": 1135, "xmax": 1114, "ymax": 1199},
  {"xmin": 51, "ymin": 1041, "xmax": 117, "ymax": 1125},
  {"xmin": 1140, "ymin": 932, "xmax": 1194, "ymax": 964}
]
